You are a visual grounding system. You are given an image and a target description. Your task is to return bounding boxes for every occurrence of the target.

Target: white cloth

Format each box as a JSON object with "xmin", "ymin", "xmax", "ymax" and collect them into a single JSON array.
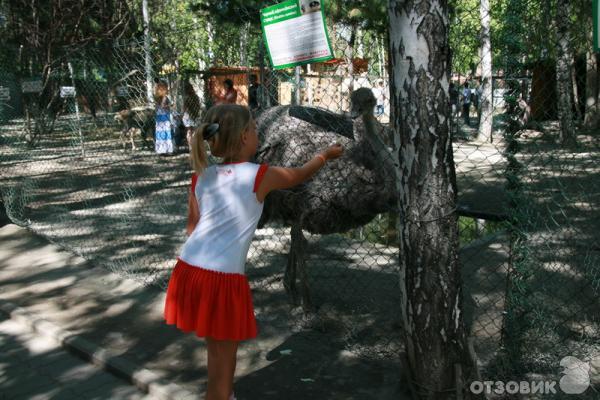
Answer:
[
  {"xmin": 372, "ymin": 87, "xmax": 386, "ymax": 106},
  {"xmin": 155, "ymin": 100, "xmax": 174, "ymax": 154},
  {"xmin": 182, "ymin": 111, "xmax": 196, "ymax": 128},
  {"xmin": 179, "ymin": 162, "xmax": 266, "ymax": 275}
]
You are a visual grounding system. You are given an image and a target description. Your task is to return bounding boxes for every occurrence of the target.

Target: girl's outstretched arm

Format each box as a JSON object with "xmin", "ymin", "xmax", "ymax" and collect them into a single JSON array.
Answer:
[{"xmin": 256, "ymin": 144, "xmax": 343, "ymax": 203}]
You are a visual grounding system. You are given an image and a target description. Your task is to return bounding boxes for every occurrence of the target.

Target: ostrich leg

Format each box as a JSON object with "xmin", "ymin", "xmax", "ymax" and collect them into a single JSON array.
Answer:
[{"xmin": 284, "ymin": 224, "xmax": 312, "ymax": 310}]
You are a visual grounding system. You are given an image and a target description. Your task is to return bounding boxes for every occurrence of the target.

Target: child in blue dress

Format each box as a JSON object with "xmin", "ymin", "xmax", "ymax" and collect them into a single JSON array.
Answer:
[{"xmin": 154, "ymin": 80, "xmax": 175, "ymax": 154}]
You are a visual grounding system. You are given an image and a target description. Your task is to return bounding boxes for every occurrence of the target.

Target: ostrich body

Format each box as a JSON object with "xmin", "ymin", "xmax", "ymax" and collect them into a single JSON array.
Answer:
[{"xmin": 255, "ymin": 88, "xmax": 397, "ymax": 309}]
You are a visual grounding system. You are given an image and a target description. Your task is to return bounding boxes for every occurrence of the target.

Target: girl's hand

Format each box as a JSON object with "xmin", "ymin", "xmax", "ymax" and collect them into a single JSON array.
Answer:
[{"xmin": 321, "ymin": 143, "xmax": 343, "ymax": 161}]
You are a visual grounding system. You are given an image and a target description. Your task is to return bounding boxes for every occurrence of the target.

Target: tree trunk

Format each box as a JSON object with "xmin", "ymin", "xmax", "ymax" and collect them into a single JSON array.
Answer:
[
  {"xmin": 207, "ymin": 20, "xmax": 214, "ymax": 64},
  {"xmin": 477, "ymin": 0, "xmax": 493, "ymax": 142},
  {"xmin": 294, "ymin": 66, "xmax": 301, "ymax": 105},
  {"xmin": 388, "ymin": 1, "xmax": 482, "ymax": 399},
  {"xmin": 584, "ymin": 38, "xmax": 600, "ymax": 128},
  {"xmin": 193, "ymin": 16, "xmax": 206, "ymax": 103},
  {"xmin": 571, "ymin": 56, "xmax": 582, "ymax": 123},
  {"xmin": 344, "ymin": 23, "xmax": 356, "ymax": 110},
  {"xmin": 555, "ymin": 0, "xmax": 576, "ymax": 146},
  {"xmin": 142, "ymin": 0, "xmax": 153, "ymax": 106}
]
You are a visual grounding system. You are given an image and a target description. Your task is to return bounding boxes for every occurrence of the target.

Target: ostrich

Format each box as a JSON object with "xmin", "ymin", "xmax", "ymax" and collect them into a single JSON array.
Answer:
[{"xmin": 255, "ymin": 88, "xmax": 398, "ymax": 309}]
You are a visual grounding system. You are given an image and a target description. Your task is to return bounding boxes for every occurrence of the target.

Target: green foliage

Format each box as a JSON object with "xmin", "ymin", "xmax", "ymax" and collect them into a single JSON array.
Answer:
[
  {"xmin": 458, "ymin": 217, "xmax": 504, "ymax": 246},
  {"xmin": 327, "ymin": 0, "xmax": 387, "ymax": 34},
  {"xmin": 450, "ymin": 0, "xmax": 590, "ymax": 77},
  {"xmin": 189, "ymin": 0, "xmax": 265, "ymax": 24},
  {"xmin": 150, "ymin": 0, "xmax": 211, "ymax": 70},
  {"xmin": 2, "ymin": 0, "xmax": 135, "ymax": 77},
  {"xmin": 449, "ymin": 0, "xmax": 481, "ymax": 75}
]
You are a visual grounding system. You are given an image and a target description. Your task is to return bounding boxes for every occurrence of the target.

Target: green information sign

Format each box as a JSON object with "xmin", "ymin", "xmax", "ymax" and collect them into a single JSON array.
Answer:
[
  {"xmin": 261, "ymin": 0, "xmax": 334, "ymax": 69},
  {"xmin": 595, "ymin": 0, "xmax": 600, "ymax": 52}
]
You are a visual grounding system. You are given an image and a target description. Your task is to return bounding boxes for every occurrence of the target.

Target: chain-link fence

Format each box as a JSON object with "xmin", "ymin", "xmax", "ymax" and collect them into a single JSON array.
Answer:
[
  {"xmin": 447, "ymin": 0, "xmax": 599, "ymax": 396},
  {"xmin": 1, "ymin": 0, "xmax": 599, "ymax": 397}
]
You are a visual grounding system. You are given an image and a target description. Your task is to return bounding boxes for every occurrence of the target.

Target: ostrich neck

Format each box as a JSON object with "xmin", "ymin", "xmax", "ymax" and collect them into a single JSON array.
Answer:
[
  {"xmin": 360, "ymin": 113, "xmax": 398, "ymax": 188},
  {"xmin": 361, "ymin": 114, "xmax": 390, "ymax": 161}
]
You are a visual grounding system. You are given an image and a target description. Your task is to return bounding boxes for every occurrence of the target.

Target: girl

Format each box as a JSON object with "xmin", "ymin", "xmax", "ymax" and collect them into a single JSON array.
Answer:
[
  {"xmin": 214, "ymin": 79, "xmax": 238, "ymax": 105},
  {"xmin": 154, "ymin": 80, "xmax": 175, "ymax": 155},
  {"xmin": 164, "ymin": 104, "xmax": 343, "ymax": 400}
]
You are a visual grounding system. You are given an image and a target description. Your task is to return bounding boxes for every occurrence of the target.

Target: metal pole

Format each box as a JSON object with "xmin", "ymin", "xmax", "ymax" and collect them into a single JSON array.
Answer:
[
  {"xmin": 258, "ymin": 41, "xmax": 267, "ymax": 109},
  {"xmin": 294, "ymin": 66, "xmax": 301, "ymax": 105}
]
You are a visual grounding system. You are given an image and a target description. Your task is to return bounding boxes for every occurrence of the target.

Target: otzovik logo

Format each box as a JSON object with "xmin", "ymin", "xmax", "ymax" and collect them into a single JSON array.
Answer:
[
  {"xmin": 559, "ymin": 356, "xmax": 591, "ymax": 395},
  {"xmin": 469, "ymin": 356, "xmax": 592, "ymax": 395}
]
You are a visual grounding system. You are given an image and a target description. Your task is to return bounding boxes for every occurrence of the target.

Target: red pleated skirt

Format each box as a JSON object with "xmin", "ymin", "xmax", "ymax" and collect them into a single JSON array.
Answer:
[{"xmin": 164, "ymin": 258, "xmax": 258, "ymax": 341}]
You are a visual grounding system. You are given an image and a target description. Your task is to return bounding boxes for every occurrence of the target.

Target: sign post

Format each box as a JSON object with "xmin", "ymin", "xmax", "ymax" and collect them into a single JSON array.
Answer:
[
  {"xmin": 595, "ymin": 0, "xmax": 600, "ymax": 52},
  {"xmin": 0, "ymin": 87, "xmax": 10, "ymax": 101},
  {"xmin": 60, "ymin": 86, "xmax": 76, "ymax": 98},
  {"xmin": 261, "ymin": 0, "xmax": 334, "ymax": 69},
  {"xmin": 22, "ymin": 79, "xmax": 43, "ymax": 94}
]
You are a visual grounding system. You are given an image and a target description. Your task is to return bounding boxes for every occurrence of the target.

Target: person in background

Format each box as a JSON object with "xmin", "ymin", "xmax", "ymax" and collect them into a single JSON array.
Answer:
[
  {"xmin": 449, "ymin": 82, "xmax": 459, "ymax": 135},
  {"xmin": 372, "ymin": 80, "xmax": 387, "ymax": 117},
  {"xmin": 154, "ymin": 80, "xmax": 175, "ymax": 155},
  {"xmin": 183, "ymin": 81, "xmax": 201, "ymax": 148},
  {"xmin": 248, "ymin": 75, "xmax": 264, "ymax": 113},
  {"xmin": 461, "ymin": 81, "xmax": 471, "ymax": 126},
  {"xmin": 214, "ymin": 79, "xmax": 237, "ymax": 105}
]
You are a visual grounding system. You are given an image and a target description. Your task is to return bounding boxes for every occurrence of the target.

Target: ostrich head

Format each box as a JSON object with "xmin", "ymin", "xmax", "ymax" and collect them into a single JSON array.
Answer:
[
  {"xmin": 350, "ymin": 88, "xmax": 376, "ymax": 119},
  {"xmin": 347, "ymin": 88, "xmax": 398, "ymax": 189}
]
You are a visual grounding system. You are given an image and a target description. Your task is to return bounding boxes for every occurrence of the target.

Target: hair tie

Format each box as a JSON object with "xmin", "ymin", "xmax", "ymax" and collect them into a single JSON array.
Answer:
[{"xmin": 204, "ymin": 123, "xmax": 219, "ymax": 140}]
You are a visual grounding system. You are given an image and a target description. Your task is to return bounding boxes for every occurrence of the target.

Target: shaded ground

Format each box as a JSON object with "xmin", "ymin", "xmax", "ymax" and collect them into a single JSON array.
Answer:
[
  {"xmin": 0, "ymin": 313, "xmax": 153, "ymax": 400},
  {"xmin": 0, "ymin": 223, "xmax": 405, "ymax": 400},
  {"xmin": 2, "ymin": 112, "xmax": 598, "ymax": 397},
  {"xmin": 500, "ymin": 126, "xmax": 600, "ymax": 398}
]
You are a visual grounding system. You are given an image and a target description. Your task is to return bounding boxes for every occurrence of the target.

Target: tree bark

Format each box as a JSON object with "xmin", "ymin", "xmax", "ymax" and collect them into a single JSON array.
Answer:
[
  {"xmin": 555, "ymin": 0, "xmax": 576, "ymax": 145},
  {"xmin": 388, "ymin": 1, "xmax": 481, "ymax": 398},
  {"xmin": 345, "ymin": 24, "xmax": 356, "ymax": 106},
  {"xmin": 477, "ymin": 0, "xmax": 493, "ymax": 142},
  {"xmin": 142, "ymin": 0, "xmax": 153, "ymax": 106},
  {"xmin": 584, "ymin": 13, "xmax": 600, "ymax": 130},
  {"xmin": 571, "ymin": 56, "xmax": 582, "ymax": 123}
]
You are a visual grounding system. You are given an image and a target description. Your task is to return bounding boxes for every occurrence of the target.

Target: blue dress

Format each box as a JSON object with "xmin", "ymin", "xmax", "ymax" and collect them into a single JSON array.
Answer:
[{"xmin": 155, "ymin": 97, "xmax": 174, "ymax": 154}]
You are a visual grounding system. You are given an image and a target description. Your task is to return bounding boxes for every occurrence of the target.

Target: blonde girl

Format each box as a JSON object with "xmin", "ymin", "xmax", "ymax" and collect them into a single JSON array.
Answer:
[{"xmin": 164, "ymin": 104, "xmax": 343, "ymax": 400}]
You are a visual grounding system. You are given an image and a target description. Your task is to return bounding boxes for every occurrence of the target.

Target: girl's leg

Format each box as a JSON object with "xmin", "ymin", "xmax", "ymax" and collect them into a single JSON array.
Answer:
[{"xmin": 205, "ymin": 337, "xmax": 239, "ymax": 400}]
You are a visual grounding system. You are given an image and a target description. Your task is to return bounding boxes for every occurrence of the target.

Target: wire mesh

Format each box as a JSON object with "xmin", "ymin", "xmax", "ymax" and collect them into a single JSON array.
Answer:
[{"xmin": 0, "ymin": 0, "xmax": 598, "ymax": 396}]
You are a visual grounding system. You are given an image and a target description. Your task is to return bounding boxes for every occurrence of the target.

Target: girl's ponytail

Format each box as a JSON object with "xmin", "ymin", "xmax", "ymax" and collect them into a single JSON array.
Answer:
[{"xmin": 190, "ymin": 124, "xmax": 209, "ymax": 175}]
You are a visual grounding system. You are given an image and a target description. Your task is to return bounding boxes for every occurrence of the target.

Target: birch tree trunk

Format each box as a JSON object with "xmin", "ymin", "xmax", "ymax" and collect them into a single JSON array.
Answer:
[
  {"xmin": 477, "ymin": 0, "xmax": 493, "ymax": 142},
  {"xmin": 584, "ymin": 51, "xmax": 599, "ymax": 128},
  {"xmin": 142, "ymin": 0, "xmax": 153, "ymax": 106},
  {"xmin": 345, "ymin": 25, "xmax": 356, "ymax": 99},
  {"xmin": 571, "ymin": 57, "xmax": 582, "ymax": 123},
  {"xmin": 193, "ymin": 16, "xmax": 206, "ymax": 103},
  {"xmin": 584, "ymin": 16, "xmax": 600, "ymax": 129},
  {"xmin": 555, "ymin": 0, "xmax": 576, "ymax": 146},
  {"xmin": 388, "ymin": 1, "xmax": 482, "ymax": 398}
]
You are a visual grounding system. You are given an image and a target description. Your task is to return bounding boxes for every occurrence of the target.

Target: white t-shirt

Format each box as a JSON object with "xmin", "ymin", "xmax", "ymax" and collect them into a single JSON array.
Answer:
[
  {"xmin": 179, "ymin": 162, "xmax": 268, "ymax": 274},
  {"xmin": 372, "ymin": 87, "xmax": 386, "ymax": 106}
]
